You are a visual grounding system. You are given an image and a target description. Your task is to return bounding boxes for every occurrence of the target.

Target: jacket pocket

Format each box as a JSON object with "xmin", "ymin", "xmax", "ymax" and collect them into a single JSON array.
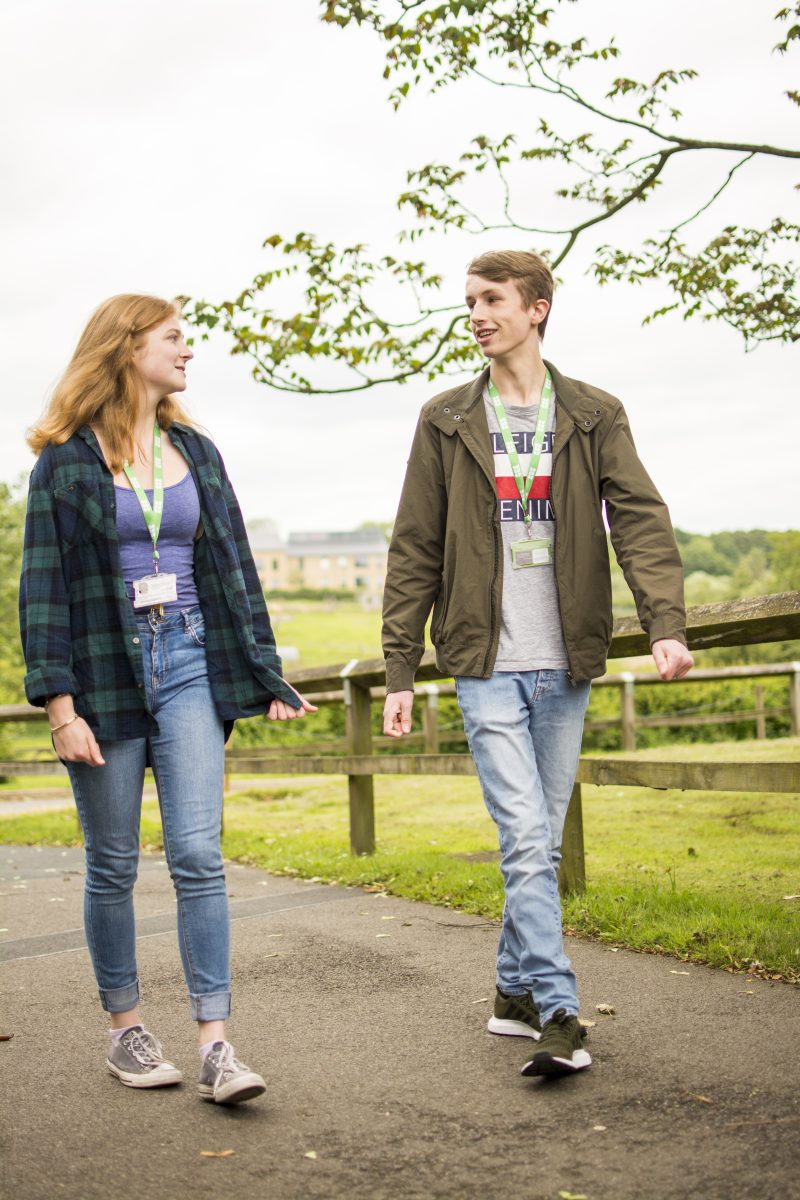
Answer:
[
  {"xmin": 53, "ymin": 479, "xmax": 106, "ymax": 548},
  {"xmin": 430, "ymin": 574, "xmax": 450, "ymax": 644}
]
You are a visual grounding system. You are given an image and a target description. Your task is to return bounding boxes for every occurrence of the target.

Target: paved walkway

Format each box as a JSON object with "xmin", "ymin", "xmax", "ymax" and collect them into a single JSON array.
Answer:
[{"xmin": 1, "ymin": 843, "xmax": 798, "ymax": 1200}]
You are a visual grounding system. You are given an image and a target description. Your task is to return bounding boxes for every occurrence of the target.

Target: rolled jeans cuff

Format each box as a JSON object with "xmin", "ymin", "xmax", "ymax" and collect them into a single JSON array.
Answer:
[
  {"xmin": 190, "ymin": 990, "xmax": 231, "ymax": 1022},
  {"xmin": 99, "ymin": 979, "xmax": 140, "ymax": 1013}
]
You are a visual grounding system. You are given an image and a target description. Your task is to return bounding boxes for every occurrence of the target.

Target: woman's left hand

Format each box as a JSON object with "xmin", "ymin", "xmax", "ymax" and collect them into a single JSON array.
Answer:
[{"xmin": 266, "ymin": 694, "xmax": 319, "ymax": 721}]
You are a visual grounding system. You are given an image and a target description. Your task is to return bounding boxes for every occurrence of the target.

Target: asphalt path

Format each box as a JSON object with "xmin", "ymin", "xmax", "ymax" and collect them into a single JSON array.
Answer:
[{"xmin": 1, "ymin": 844, "xmax": 798, "ymax": 1200}]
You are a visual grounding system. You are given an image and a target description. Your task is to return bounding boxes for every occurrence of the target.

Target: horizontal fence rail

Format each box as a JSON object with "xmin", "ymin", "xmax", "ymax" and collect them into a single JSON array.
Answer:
[{"xmin": 1, "ymin": 591, "xmax": 799, "ymax": 895}]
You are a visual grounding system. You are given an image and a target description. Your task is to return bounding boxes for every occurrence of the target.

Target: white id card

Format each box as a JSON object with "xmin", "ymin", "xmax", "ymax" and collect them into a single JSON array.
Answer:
[
  {"xmin": 132, "ymin": 572, "xmax": 178, "ymax": 609},
  {"xmin": 510, "ymin": 538, "xmax": 553, "ymax": 569}
]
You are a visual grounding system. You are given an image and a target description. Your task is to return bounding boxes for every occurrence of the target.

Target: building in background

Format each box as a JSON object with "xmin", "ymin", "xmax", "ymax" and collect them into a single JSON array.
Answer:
[{"xmin": 247, "ymin": 521, "xmax": 389, "ymax": 604}]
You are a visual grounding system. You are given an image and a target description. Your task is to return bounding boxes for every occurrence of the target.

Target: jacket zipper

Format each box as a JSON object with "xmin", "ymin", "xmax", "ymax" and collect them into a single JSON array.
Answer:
[
  {"xmin": 550, "ymin": 422, "xmax": 577, "ymax": 684},
  {"xmin": 482, "ymin": 505, "xmax": 500, "ymax": 676}
]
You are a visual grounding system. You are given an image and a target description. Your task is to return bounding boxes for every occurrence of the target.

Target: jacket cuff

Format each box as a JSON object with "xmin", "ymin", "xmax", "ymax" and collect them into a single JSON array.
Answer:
[
  {"xmin": 24, "ymin": 666, "xmax": 80, "ymax": 709},
  {"xmin": 647, "ymin": 617, "xmax": 688, "ymax": 648},
  {"xmin": 385, "ymin": 660, "xmax": 417, "ymax": 694}
]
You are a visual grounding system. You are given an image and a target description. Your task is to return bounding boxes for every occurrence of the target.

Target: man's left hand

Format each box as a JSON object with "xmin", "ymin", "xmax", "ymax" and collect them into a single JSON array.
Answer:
[{"xmin": 651, "ymin": 638, "xmax": 694, "ymax": 681}]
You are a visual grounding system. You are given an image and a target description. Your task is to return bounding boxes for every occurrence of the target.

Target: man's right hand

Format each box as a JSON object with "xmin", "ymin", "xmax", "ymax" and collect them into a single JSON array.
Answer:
[{"xmin": 383, "ymin": 690, "xmax": 414, "ymax": 738}]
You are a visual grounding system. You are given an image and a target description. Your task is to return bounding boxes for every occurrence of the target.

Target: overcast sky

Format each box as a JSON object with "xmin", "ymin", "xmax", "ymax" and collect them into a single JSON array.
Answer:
[{"xmin": 1, "ymin": 0, "xmax": 797, "ymax": 536}]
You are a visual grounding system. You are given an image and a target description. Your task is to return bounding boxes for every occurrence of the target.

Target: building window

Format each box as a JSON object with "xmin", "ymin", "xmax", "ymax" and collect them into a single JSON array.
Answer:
[
  {"xmin": 320, "ymin": 557, "xmax": 330, "ymax": 571},
  {"xmin": 354, "ymin": 557, "xmax": 368, "ymax": 568}
]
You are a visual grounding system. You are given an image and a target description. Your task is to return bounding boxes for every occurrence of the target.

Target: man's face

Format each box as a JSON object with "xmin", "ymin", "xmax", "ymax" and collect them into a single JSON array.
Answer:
[{"xmin": 465, "ymin": 274, "xmax": 547, "ymax": 360}]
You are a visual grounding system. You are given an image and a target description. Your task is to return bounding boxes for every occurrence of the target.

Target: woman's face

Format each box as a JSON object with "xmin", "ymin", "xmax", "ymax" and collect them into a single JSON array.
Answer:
[{"xmin": 132, "ymin": 313, "xmax": 193, "ymax": 399}]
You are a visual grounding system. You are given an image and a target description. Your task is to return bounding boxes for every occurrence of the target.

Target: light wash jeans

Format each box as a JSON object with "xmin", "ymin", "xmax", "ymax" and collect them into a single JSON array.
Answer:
[
  {"xmin": 456, "ymin": 670, "xmax": 591, "ymax": 1024},
  {"xmin": 67, "ymin": 606, "xmax": 230, "ymax": 1021}
]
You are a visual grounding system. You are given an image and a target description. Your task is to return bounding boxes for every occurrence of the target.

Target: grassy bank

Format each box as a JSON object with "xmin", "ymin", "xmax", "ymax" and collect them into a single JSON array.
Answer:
[{"xmin": 2, "ymin": 738, "xmax": 798, "ymax": 983}]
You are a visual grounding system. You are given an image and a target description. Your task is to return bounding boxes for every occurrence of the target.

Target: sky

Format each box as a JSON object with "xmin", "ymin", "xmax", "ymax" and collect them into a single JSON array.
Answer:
[{"xmin": 0, "ymin": 0, "xmax": 797, "ymax": 537}]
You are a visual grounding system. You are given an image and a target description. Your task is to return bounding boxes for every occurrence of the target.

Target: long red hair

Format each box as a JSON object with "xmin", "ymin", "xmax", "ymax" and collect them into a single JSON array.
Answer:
[{"xmin": 28, "ymin": 294, "xmax": 195, "ymax": 471}]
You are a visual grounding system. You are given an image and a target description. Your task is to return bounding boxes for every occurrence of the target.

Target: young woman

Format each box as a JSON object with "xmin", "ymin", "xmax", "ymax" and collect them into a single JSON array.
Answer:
[{"xmin": 20, "ymin": 294, "xmax": 316, "ymax": 1105}]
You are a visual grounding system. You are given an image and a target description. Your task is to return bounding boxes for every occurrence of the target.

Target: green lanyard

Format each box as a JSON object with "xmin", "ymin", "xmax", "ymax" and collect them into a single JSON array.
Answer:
[
  {"xmin": 487, "ymin": 369, "xmax": 553, "ymax": 533},
  {"xmin": 123, "ymin": 423, "xmax": 164, "ymax": 572}
]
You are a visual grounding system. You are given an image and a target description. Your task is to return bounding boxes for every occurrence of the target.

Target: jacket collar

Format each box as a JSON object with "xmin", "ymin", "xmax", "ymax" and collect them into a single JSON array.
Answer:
[{"xmin": 428, "ymin": 359, "xmax": 607, "ymax": 474}]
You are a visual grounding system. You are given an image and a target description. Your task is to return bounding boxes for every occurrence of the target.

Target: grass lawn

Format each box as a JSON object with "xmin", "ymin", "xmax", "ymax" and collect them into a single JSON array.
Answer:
[
  {"xmin": 270, "ymin": 600, "xmax": 382, "ymax": 669},
  {"xmin": 2, "ymin": 738, "xmax": 797, "ymax": 983}
]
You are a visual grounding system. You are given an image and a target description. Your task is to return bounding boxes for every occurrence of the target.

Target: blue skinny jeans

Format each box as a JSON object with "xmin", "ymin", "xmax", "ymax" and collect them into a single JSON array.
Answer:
[{"xmin": 67, "ymin": 606, "xmax": 230, "ymax": 1021}]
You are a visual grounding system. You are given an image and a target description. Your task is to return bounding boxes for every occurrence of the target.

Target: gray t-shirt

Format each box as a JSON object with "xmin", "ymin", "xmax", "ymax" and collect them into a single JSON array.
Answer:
[{"xmin": 484, "ymin": 388, "xmax": 569, "ymax": 671}]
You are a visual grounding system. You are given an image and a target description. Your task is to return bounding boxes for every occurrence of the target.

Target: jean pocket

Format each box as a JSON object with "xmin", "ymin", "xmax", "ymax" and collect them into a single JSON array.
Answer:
[{"xmin": 186, "ymin": 613, "xmax": 206, "ymax": 647}]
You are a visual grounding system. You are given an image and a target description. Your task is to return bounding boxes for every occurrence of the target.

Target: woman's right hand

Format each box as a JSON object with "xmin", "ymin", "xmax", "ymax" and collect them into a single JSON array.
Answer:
[{"xmin": 51, "ymin": 715, "xmax": 105, "ymax": 766}]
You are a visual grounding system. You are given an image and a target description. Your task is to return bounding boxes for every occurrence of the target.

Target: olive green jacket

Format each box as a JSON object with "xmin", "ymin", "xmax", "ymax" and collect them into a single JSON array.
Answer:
[{"xmin": 382, "ymin": 362, "xmax": 687, "ymax": 691}]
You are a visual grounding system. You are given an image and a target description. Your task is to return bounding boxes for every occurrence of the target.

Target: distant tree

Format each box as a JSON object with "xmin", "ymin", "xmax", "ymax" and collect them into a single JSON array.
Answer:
[
  {"xmin": 770, "ymin": 530, "xmax": 800, "ymax": 590},
  {"xmin": 185, "ymin": 1, "xmax": 799, "ymax": 394},
  {"xmin": 0, "ymin": 481, "xmax": 26, "ymax": 702}
]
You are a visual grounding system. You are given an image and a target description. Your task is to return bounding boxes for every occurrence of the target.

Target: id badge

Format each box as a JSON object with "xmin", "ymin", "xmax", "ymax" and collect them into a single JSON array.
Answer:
[
  {"xmin": 132, "ymin": 572, "xmax": 178, "ymax": 608},
  {"xmin": 511, "ymin": 538, "xmax": 552, "ymax": 569}
]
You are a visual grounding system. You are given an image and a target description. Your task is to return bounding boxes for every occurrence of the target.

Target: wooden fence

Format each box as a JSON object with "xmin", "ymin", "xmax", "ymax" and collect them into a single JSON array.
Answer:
[{"xmin": 2, "ymin": 591, "xmax": 799, "ymax": 895}]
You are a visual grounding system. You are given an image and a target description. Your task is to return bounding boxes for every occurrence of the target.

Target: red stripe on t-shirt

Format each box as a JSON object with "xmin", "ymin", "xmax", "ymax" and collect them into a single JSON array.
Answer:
[{"xmin": 496, "ymin": 475, "xmax": 551, "ymax": 501}]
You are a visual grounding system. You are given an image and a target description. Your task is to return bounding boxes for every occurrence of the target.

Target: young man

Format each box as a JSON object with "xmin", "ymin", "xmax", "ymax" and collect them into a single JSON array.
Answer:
[{"xmin": 382, "ymin": 250, "xmax": 693, "ymax": 1077}]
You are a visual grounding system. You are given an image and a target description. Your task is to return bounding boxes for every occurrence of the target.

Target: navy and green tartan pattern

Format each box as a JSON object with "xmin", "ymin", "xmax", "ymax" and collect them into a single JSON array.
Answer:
[{"xmin": 20, "ymin": 423, "xmax": 300, "ymax": 740}]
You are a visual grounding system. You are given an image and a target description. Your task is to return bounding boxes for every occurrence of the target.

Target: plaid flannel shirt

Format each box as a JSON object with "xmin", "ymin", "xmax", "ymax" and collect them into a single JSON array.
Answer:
[{"xmin": 20, "ymin": 423, "xmax": 301, "ymax": 740}]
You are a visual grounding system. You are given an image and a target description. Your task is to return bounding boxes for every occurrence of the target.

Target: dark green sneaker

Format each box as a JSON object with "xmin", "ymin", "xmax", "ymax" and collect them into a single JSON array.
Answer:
[
  {"xmin": 487, "ymin": 987, "xmax": 541, "ymax": 1040},
  {"xmin": 520, "ymin": 1009, "xmax": 591, "ymax": 1076}
]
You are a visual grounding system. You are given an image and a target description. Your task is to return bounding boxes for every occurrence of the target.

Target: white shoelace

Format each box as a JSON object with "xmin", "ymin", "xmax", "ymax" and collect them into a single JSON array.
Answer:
[
  {"xmin": 207, "ymin": 1041, "xmax": 246, "ymax": 1080},
  {"xmin": 122, "ymin": 1029, "xmax": 164, "ymax": 1067}
]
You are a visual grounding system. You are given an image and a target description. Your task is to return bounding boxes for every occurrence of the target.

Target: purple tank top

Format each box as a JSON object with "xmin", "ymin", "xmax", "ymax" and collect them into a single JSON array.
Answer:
[{"xmin": 116, "ymin": 471, "xmax": 201, "ymax": 611}]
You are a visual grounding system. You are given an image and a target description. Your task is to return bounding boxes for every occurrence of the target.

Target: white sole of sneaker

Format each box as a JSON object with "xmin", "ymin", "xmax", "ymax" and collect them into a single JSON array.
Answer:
[
  {"xmin": 198, "ymin": 1074, "xmax": 266, "ymax": 1105},
  {"xmin": 487, "ymin": 1016, "xmax": 541, "ymax": 1040},
  {"xmin": 520, "ymin": 1048, "xmax": 592, "ymax": 1076},
  {"xmin": 106, "ymin": 1059, "xmax": 183, "ymax": 1088}
]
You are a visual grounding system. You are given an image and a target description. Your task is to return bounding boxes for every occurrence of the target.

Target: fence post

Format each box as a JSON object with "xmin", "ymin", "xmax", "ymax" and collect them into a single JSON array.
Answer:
[
  {"xmin": 754, "ymin": 684, "xmax": 766, "ymax": 739},
  {"xmin": 422, "ymin": 684, "xmax": 440, "ymax": 754},
  {"xmin": 790, "ymin": 664, "xmax": 800, "ymax": 737},
  {"xmin": 559, "ymin": 782, "xmax": 586, "ymax": 896},
  {"xmin": 620, "ymin": 673, "xmax": 636, "ymax": 751},
  {"xmin": 342, "ymin": 661, "xmax": 375, "ymax": 856}
]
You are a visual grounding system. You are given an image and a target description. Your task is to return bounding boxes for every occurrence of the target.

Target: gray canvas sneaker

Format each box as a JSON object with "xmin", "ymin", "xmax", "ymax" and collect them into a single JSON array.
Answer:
[
  {"xmin": 198, "ymin": 1041, "xmax": 266, "ymax": 1105},
  {"xmin": 106, "ymin": 1025, "xmax": 183, "ymax": 1088}
]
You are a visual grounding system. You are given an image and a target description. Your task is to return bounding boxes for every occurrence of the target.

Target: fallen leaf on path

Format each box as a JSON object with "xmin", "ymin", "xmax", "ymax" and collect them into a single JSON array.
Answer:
[
  {"xmin": 303, "ymin": 1151, "xmax": 317, "ymax": 1160},
  {"xmin": 580, "ymin": 1019, "xmax": 596, "ymax": 1029},
  {"xmin": 0, "ymin": 1033, "xmax": 14, "ymax": 1041},
  {"xmin": 744, "ymin": 990, "xmax": 755, "ymax": 995},
  {"xmin": 684, "ymin": 1092, "xmax": 714, "ymax": 1105},
  {"xmin": 376, "ymin": 934, "xmax": 391, "ymax": 939},
  {"xmin": 0, "ymin": 928, "xmax": 8, "ymax": 933},
  {"xmin": 381, "ymin": 915, "xmax": 396, "ymax": 920},
  {"xmin": 595, "ymin": 1004, "xmax": 615, "ymax": 1016},
  {"xmin": 472, "ymin": 997, "xmax": 489, "ymax": 1004},
  {"xmin": 670, "ymin": 970, "xmax": 691, "ymax": 976},
  {"xmin": 200, "ymin": 1149, "xmax": 235, "ymax": 1158},
  {"xmin": 264, "ymin": 952, "xmax": 283, "ymax": 959},
  {"xmin": 364, "ymin": 886, "xmax": 385, "ymax": 894},
  {"xmin": 48, "ymin": 898, "xmax": 65, "ymax": 903},
  {"xmin": 592, "ymin": 1125, "xmax": 607, "ymax": 1132},
  {"xmin": 558, "ymin": 1191, "xmax": 588, "ymax": 1199},
  {"xmin": 401, "ymin": 921, "xmax": 412, "ymax": 927}
]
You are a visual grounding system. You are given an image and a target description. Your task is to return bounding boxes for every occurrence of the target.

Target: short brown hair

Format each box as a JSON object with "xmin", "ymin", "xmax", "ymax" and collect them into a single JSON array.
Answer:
[{"xmin": 467, "ymin": 250, "xmax": 554, "ymax": 338}]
